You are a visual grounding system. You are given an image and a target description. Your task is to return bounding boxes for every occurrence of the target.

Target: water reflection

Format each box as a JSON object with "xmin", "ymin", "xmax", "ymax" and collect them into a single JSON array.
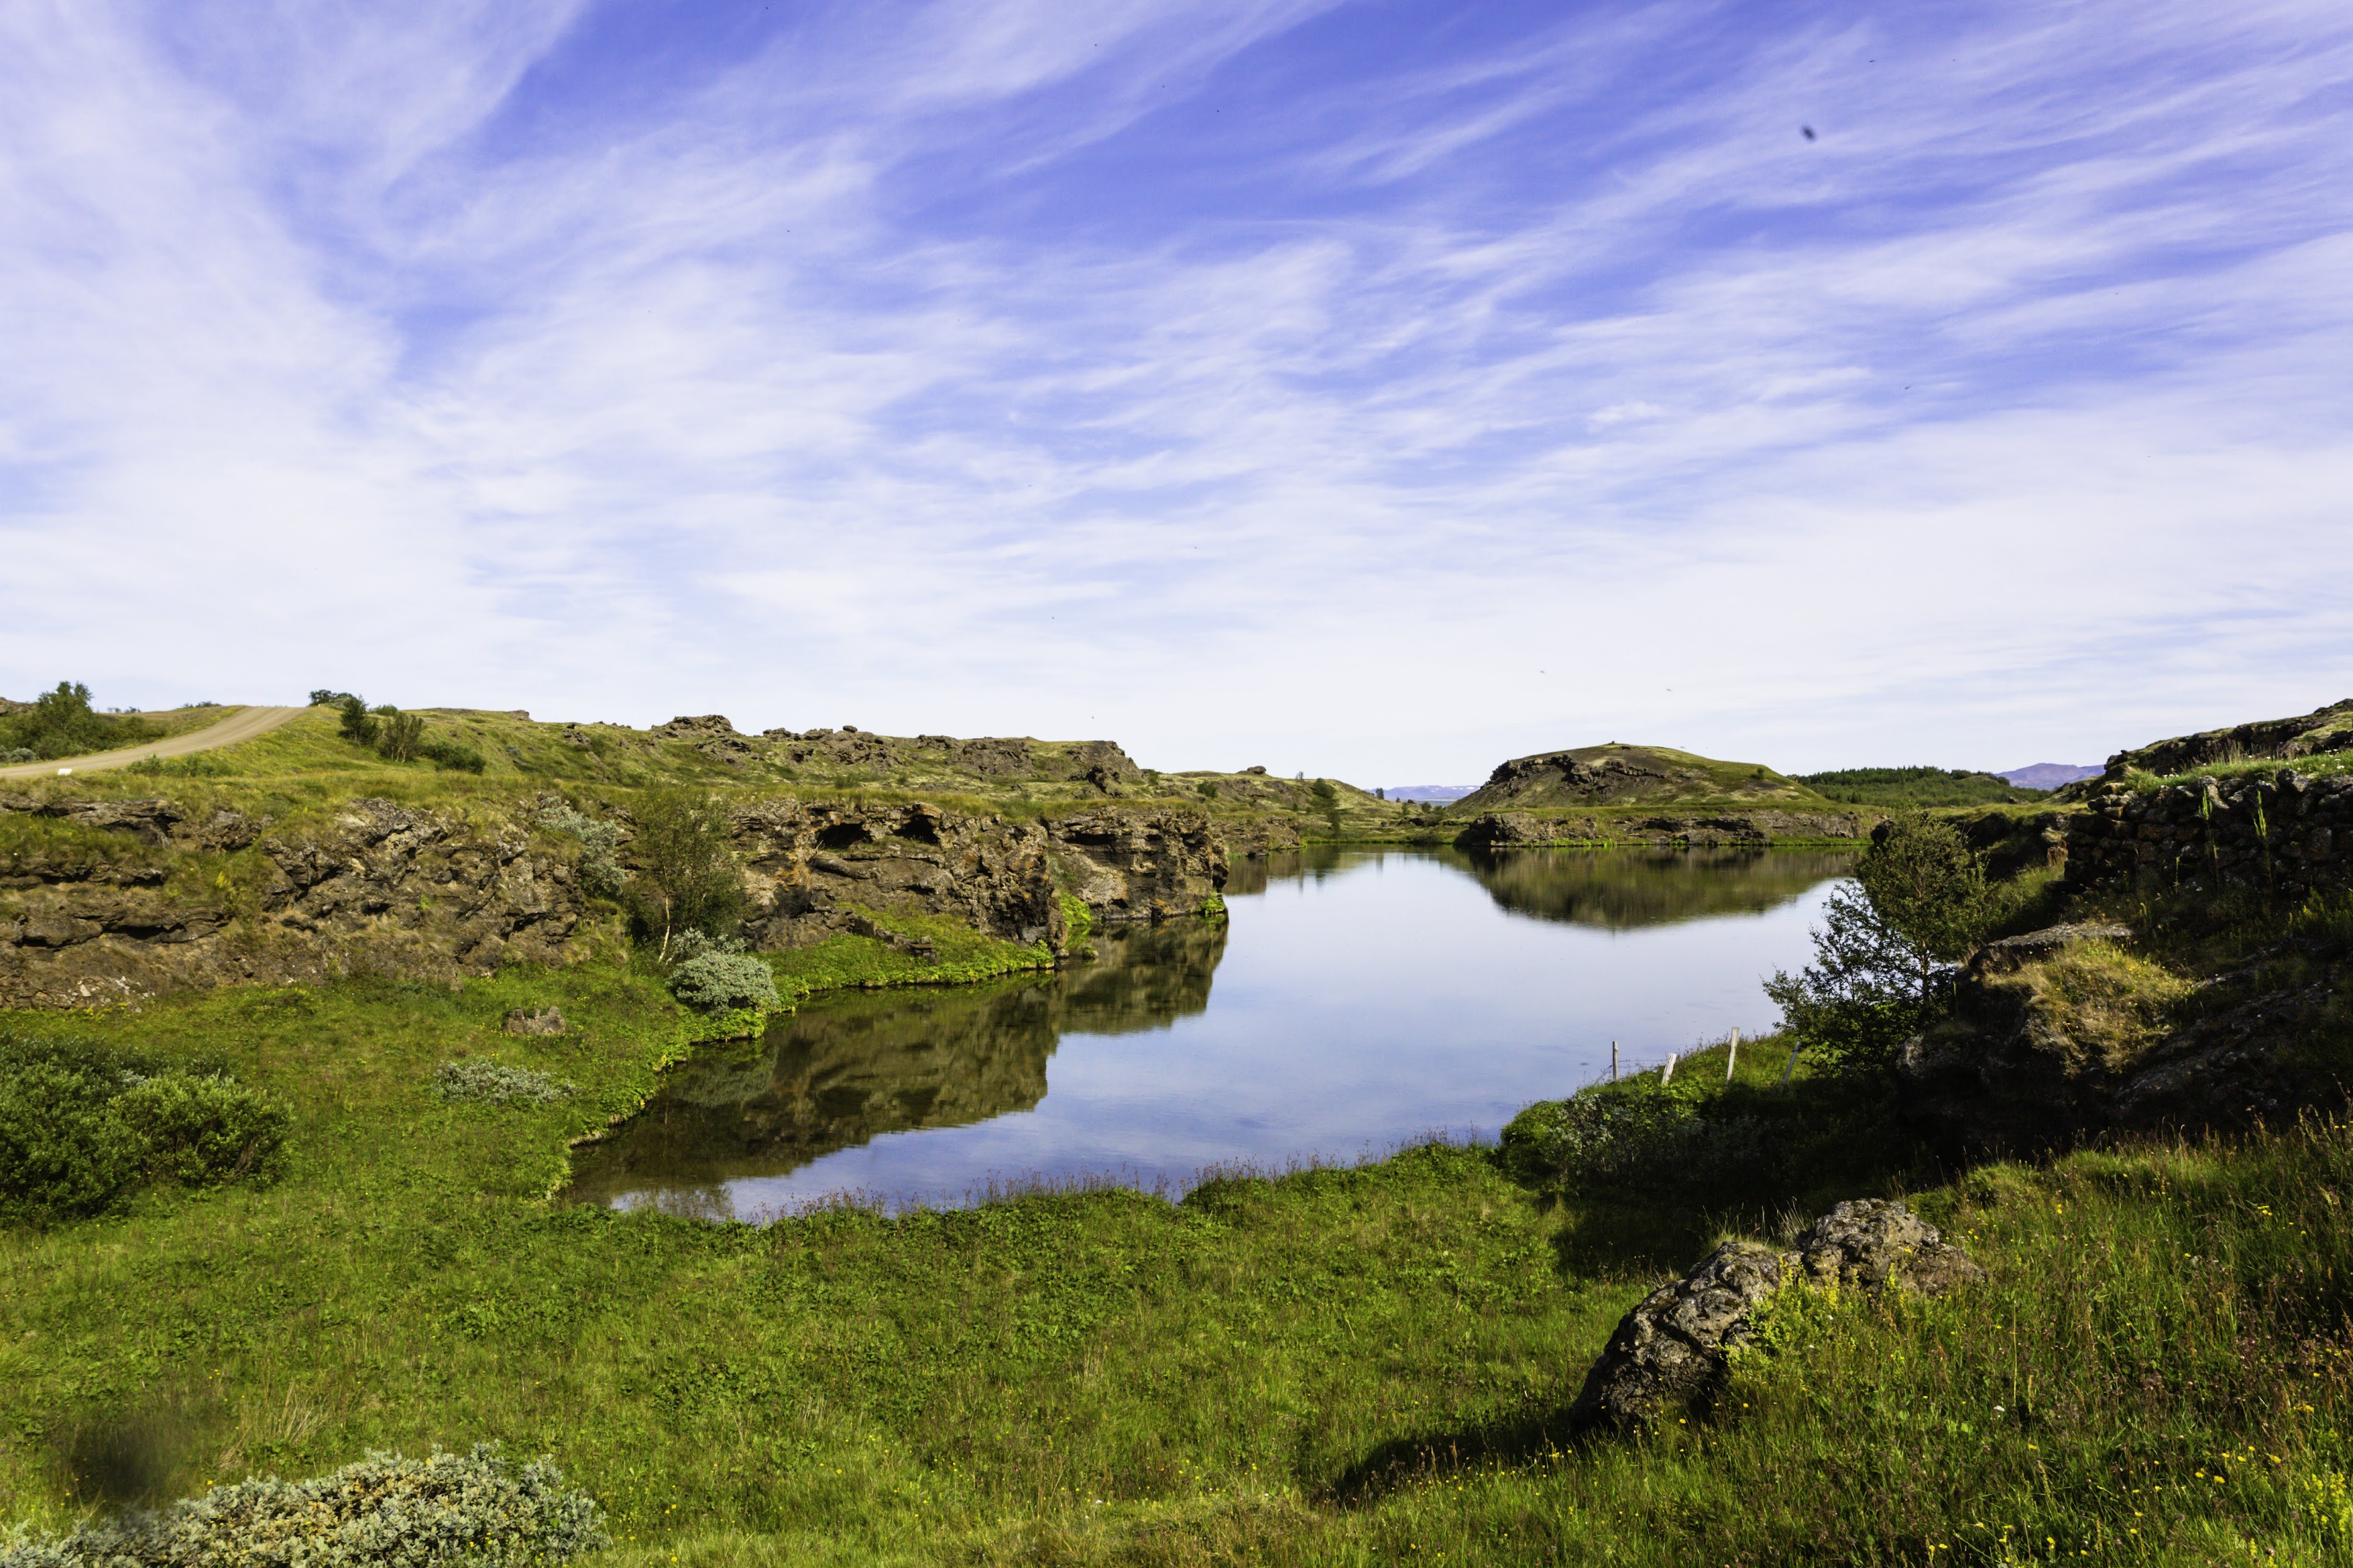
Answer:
[
  {"xmin": 566, "ymin": 919, "xmax": 1226, "ymax": 1211},
  {"xmin": 1461, "ymin": 847, "xmax": 1858, "ymax": 930},
  {"xmin": 568, "ymin": 847, "xmax": 1854, "ymax": 1218}
]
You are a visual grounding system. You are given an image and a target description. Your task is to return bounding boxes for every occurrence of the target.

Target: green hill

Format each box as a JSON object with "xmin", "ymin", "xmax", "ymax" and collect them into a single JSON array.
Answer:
[{"xmin": 1454, "ymin": 743, "xmax": 1821, "ymax": 811}]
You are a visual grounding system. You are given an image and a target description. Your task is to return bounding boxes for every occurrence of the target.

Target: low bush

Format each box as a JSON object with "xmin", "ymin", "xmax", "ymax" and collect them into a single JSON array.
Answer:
[
  {"xmin": 540, "ymin": 805, "xmax": 626, "ymax": 900},
  {"xmin": 419, "ymin": 737, "xmax": 486, "ymax": 773},
  {"xmin": 1, "ymin": 748, "xmax": 31, "ymax": 765},
  {"xmin": 0, "ymin": 1037, "xmax": 287, "ymax": 1225},
  {"xmin": 114, "ymin": 1071, "xmax": 292, "ymax": 1188},
  {"xmin": 0, "ymin": 1039, "xmax": 145, "ymax": 1226},
  {"xmin": 0, "ymin": 1443, "xmax": 607, "ymax": 1566},
  {"xmin": 432, "ymin": 1060, "xmax": 576, "ymax": 1107},
  {"xmin": 668, "ymin": 949, "xmax": 779, "ymax": 1012}
]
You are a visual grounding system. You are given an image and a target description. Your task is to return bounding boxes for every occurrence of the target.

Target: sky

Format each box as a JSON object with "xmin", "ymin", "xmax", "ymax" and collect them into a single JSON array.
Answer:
[{"xmin": 3, "ymin": 0, "xmax": 2350, "ymax": 785}]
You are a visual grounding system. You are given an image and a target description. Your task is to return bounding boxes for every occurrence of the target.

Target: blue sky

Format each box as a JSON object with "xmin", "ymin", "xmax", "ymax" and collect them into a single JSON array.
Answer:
[{"xmin": 4, "ymin": 0, "xmax": 2349, "ymax": 783}]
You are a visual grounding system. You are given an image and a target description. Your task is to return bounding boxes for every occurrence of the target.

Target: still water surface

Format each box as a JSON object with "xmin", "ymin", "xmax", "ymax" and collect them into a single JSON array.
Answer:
[{"xmin": 568, "ymin": 846, "xmax": 1852, "ymax": 1219}]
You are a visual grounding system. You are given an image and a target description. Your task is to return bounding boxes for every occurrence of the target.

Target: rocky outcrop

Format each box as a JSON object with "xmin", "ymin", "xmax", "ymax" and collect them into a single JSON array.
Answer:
[
  {"xmin": 1, "ymin": 796, "xmax": 586, "ymax": 1008},
  {"xmin": 1456, "ymin": 808, "xmax": 1869, "ymax": 849},
  {"xmin": 1895, "ymin": 920, "xmax": 2330, "ymax": 1152},
  {"xmin": 2074, "ymin": 698, "xmax": 2353, "ymax": 788},
  {"xmin": 1570, "ymin": 1200, "xmax": 1979, "ymax": 1433},
  {"xmin": 2062, "ymin": 771, "xmax": 2353, "ymax": 897},
  {"xmin": 1, "ymin": 790, "xmax": 1228, "ymax": 1009}
]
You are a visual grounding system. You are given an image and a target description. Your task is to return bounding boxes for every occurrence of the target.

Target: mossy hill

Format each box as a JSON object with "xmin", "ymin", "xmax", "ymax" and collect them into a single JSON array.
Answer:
[{"xmin": 1455, "ymin": 744, "xmax": 1818, "ymax": 812}]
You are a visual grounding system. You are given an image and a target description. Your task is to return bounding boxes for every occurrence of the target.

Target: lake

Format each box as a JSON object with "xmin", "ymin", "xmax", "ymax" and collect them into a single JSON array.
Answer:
[{"xmin": 566, "ymin": 844, "xmax": 1854, "ymax": 1219}]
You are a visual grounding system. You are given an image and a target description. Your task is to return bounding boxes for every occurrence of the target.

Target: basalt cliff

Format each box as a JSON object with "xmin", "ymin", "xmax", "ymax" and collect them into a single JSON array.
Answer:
[{"xmin": 0, "ymin": 790, "xmax": 1226, "ymax": 1011}]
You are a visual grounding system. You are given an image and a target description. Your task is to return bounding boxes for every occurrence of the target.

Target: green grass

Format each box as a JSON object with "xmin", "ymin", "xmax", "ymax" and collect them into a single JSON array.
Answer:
[
  {"xmin": 765, "ymin": 907, "xmax": 1058, "ymax": 1001},
  {"xmin": 2134, "ymin": 748, "xmax": 2353, "ymax": 792},
  {"xmin": 8, "ymin": 968, "xmax": 2353, "ymax": 1564},
  {"xmin": 1795, "ymin": 767, "xmax": 2051, "ymax": 808}
]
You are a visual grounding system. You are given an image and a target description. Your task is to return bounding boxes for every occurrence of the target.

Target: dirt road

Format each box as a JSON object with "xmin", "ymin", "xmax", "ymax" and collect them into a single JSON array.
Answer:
[{"xmin": 0, "ymin": 705, "xmax": 307, "ymax": 780}]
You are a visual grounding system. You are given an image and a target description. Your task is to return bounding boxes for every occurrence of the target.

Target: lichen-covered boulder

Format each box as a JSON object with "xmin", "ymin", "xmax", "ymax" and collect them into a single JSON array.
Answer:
[
  {"xmin": 1567, "ymin": 1240, "xmax": 1788, "ymax": 1433},
  {"xmin": 1795, "ymin": 1198, "xmax": 1984, "ymax": 1295},
  {"xmin": 1568, "ymin": 1200, "xmax": 1978, "ymax": 1433}
]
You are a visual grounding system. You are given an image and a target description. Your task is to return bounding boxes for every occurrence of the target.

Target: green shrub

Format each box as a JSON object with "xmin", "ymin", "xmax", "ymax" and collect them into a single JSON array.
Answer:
[
  {"xmin": 0, "ymin": 748, "xmax": 31, "ymax": 765},
  {"xmin": 1765, "ymin": 809, "xmax": 1990, "ymax": 1076},
  {"xmin": 0, "ymin": 1039, "xmax": 145, "ymax": 1225},
  {"xmin": 540, "ymin": 805, "xmax": 626, "ymax": 901},
  {"xmin": 669, "ymin": 949, "xmax": 779, "ymax": 1012},
  {"xmin": 335, "ymin": 695, "xmax": 379, "ymax": 747},
  {"xmin": 377, "ymin": 710, "xmax": 425, "ymax": 762},
  {"xmin": 114, "ymin": 1073, "xmax": 291, "ymax": 1187},
  {"xmin": 0, "ymin": 1037, "xmax": 289, "ymax": 1225},
  {"xmin": 0, "ymin": 1442, "xmax": 606, "ymax": 1566},
  {"xmin": 433, "ymin": 1060, "xmax": 576, "ymax": 1107},
  {"xmin": 419, "ymin": 737, "xmax": 486, "ymax": 773}
]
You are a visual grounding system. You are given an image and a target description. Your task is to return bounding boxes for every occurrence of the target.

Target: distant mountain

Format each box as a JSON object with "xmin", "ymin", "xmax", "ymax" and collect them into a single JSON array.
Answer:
[
  {"xmin": 1387, "ymin": 783, "xmax": 1476, "ymax": 803},
  {"xmin": 1996, "ymin": 763, "xmax": 2101, "ymax": 790}
]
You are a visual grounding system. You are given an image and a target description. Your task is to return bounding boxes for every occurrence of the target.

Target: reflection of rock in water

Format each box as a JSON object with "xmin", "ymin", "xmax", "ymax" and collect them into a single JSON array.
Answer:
[
  {"xmin": 565, "ymin": 917, "xmax": 1226, "ymax": 1207},
  {"xmin": 1460, "ymin": 847, "xmax": 1856, "ymax": 930}
]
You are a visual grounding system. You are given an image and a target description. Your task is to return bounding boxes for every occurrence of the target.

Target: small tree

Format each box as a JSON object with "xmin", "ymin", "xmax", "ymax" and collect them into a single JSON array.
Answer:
[
  {"xmin": 626, "ymin": 791, "xmax": 746, "ymax": 956},
  {"xmin": 377, "ymin": 710, "xmax": 426, "ymax": 762},
  {"xmin": 1766, "ymin": 810, "xmax": 1991, "ymax": 1076},
  {"xmin": 336, "ymin": 695, "xmax": 379, "ymax": 747}
]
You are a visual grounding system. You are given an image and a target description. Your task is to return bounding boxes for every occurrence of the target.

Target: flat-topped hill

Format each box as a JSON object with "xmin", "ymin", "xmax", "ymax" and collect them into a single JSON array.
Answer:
[{"xmin": 1454, "ymin": 743, "xmax": 1822, "ymax": 811}]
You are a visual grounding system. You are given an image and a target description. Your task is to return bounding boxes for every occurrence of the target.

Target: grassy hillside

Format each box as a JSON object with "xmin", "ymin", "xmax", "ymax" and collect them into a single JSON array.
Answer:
[
  {"xmin": 1455, "ymin": 743, "xmax": 1825, "ymax": 812},
  {"xmin": 9, "ymin": 701, "xmax": 1420, "ymax": 842}
]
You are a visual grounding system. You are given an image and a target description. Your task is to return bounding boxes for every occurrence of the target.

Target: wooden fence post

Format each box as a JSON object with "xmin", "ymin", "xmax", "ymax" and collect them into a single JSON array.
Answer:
[{"xmin": 1725, "ymin": 1026, "xmax": 1739, "ymax": 1083}]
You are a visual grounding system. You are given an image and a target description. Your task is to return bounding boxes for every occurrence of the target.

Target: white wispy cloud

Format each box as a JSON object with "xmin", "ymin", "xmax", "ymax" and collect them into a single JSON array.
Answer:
[{"xmin": 1, "ymin": 0, "xmax": 2348, "ymax": 778}]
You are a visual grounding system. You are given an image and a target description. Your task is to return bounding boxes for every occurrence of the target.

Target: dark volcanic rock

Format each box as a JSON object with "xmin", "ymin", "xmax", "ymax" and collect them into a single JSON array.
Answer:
[
  {"xmin": 1, "ymin": 783, "xmax": 1230, "ymax": 1009},
  {"xmin": 1570, "ymin": 1201, "xmax": 1977, "ymax": 1433},
  {"xmin": 1792, "ymin": 1200, "xmax": 1983, "ymax": 1296},
  {"xmin": 1896, "ymin": 919, "xmax": 2332, "ymax": 1153},
  {"xmin": 1568, "ymin": 1241, "xmax": 1790, "ymax": 1433}
]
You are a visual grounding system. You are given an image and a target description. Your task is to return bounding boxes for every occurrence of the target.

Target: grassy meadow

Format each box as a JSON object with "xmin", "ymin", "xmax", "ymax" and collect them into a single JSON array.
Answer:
[{"xmin": 7, "ymin": 963, "xmax": 2353, "ymax": 1565}]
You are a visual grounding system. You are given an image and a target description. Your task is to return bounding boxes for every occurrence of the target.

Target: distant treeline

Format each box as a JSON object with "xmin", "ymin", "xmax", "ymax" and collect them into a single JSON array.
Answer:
[
  {"xmin": 0, "ymin": 681, "xmax": 160, "ymax": 763},
  {"xmin": 1795, "ymin": 766, "xmax": 2049, "ymax": 807}
]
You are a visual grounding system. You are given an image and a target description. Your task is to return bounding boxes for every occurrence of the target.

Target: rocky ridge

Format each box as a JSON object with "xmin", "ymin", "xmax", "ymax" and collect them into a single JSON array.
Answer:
[
  {"xmin": 2071, "ymin": 698, "xmax": 2353, "ymax": 790},
  {"xmin": 0, "ymin": 789, "xmax": 1226, "ymax": 1010}
]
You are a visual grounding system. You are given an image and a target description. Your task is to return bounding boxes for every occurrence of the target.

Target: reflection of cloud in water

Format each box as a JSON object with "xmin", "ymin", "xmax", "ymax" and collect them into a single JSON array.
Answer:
[
  {"xmin": 1458, "ymin": 847, "xmax": 1857, "ymax": 930},
  {"xmin": 567, "ymin": 919, "xmax": 1226, "ymax": 1208}
]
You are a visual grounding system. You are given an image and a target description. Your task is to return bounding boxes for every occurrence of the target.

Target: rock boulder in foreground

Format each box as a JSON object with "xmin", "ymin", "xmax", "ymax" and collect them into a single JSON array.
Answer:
[{"xmin": 1569, "ymin": 1199, "xmax": 1981, "ymax": 1433}]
